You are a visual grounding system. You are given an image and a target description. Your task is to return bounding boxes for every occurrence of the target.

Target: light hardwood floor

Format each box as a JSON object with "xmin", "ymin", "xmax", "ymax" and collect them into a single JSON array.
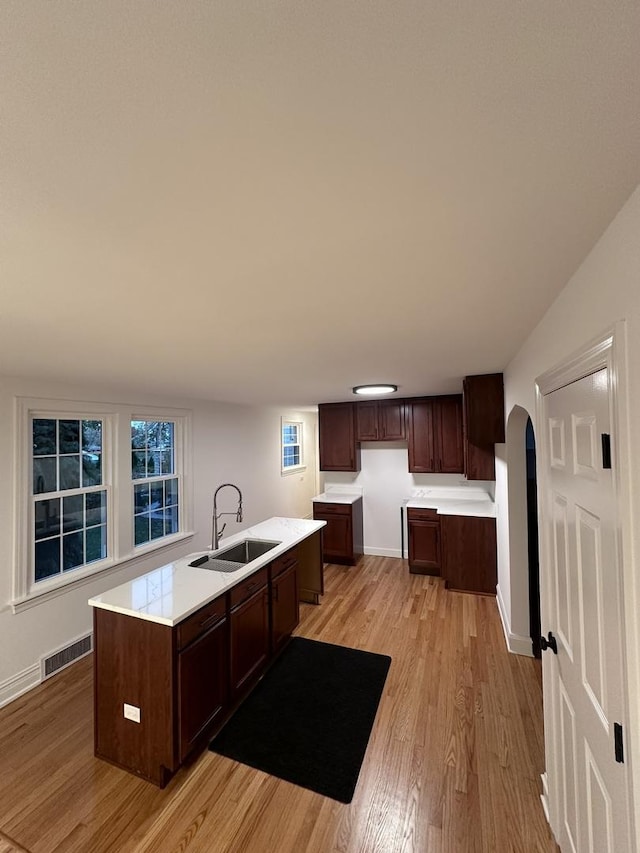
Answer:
[{"xmin": 0, "ymin": 557, "xmax": 559, "ymax": 853}]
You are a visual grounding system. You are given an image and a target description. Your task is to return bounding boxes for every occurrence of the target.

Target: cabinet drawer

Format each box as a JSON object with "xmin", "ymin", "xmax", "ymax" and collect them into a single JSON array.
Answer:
[
  {"xmin": 407, "ymin": 507, "xmax": 439, "ymax": 522},
  {"xmin": 270, "ymin": 548, "xmax": 298, "ymax": 579},
  {"xmin": 229, "ymin": 567, "xmax": 268, "ymax": 610},
  {"xmin": 177, "ymin": 596, "xmax": 227, "ymax": 651},
  {"xmin": 313, "ymin": 502, "xmax": 351, "ymax": 516}
]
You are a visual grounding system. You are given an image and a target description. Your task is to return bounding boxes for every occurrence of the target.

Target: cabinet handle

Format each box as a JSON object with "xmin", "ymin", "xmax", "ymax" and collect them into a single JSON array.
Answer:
[
  {"xmin": 199, "ymin": 613, "xmax": 221, "ymax": 632},
  {"xmin": 273, "ymin": 584, "xmax": 279, "ymax": 603}
]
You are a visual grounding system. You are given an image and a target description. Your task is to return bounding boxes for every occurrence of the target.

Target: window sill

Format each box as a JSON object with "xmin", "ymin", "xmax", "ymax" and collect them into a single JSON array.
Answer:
[
  {"xmin": 11, "ymin": 531, "xmax": 195, "ymax": 614},
  {"xmin": 281, "ymin": 465, "xmax": 307, "ymax": 477}
]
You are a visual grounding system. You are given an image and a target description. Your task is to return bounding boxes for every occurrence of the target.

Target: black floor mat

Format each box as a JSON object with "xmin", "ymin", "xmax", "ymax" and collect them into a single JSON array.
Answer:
[{"xmin": 209, "ymin": 637, "xmax": 391, "ymax": 803}]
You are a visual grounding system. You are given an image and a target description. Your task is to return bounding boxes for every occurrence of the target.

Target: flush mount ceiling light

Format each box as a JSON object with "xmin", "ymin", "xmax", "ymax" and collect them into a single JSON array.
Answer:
[{"xmin": 352, "ymin": 384, "xmax": 398, "ymax": 396}]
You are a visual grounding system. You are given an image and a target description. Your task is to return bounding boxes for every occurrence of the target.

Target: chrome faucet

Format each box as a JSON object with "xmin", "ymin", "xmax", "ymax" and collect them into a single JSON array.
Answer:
[{"xmin": 211, "ymin": 483, "xmax": 243, "ymax": 551}]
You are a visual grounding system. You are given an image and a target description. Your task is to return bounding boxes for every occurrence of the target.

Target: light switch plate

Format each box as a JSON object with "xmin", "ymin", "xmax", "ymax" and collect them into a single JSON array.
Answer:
[{"xmin": 123, "ymin": 702, "xmax": 141, "ymax": 723}]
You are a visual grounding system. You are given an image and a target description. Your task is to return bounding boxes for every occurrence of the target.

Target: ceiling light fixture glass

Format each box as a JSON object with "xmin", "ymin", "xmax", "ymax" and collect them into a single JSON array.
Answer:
[{"xmin": 352, "ymin": 384, "xmax": 398, "ymax": 396}]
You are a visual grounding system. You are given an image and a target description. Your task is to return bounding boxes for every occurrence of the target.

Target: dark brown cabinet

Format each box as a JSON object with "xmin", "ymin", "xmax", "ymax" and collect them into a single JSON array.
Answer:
[
  {"xmin": 312, "ymin": 498, "xmax": 363, "ymax": 565},
  {"xmin": 407, "ymin": 395, "xmax": 464, "ymax": 474},
  {"xmin": 318, "ymin": 402, "xmax": 360, "ymax": 472},
  {"xmin": 463, "ymin": 374, "xmax": 505, "ymax": 481},
  {"xmin": 356, "ymin": 400, "xmax": 406, "ymax": 441},
  {"xmin": 178, "ymin": 615, "xmax": 228, "ymax": 761},
  {"xmin": 407, "ymin": 508, "xmax": 441, "ymax": 575},
  {"xmin": 295, "ymin": 530, "xmax": 324, "ymax": 604},
  {"xmin": 94, "ymin": 539, "xmax": 309, "ymax": 788},
  {"xmin": 441, "ymin": 514, "xmax": 497, "ymax": 595},
  {"xmin": 229, "ymin": 572, "xmax": 270, "ymax": 698},
  {"xmin": 270, "ymin": 556, "xmax": 300, "ymax": 655}
]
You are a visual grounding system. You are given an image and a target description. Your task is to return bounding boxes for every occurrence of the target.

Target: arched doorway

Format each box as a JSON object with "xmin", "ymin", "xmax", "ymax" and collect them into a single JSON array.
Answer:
[{"xmin": 525, "ymin": 417, "xmax": 541, "ymax": 657}]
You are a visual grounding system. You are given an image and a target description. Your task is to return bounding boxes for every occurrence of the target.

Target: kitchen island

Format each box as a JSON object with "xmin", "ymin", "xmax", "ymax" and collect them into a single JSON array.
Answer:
[{"xmin": 89, "ymin": 517, "xmax": 325, "ymax": 786}]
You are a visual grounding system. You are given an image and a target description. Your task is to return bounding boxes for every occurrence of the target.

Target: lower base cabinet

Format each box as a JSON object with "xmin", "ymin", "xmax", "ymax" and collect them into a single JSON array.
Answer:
[
  {"xmin": 441, "ymin": 515, "xmax": 497, "ymax": 595},
  {"xmin": 94, "ymin": 548, "xmax": 300, "ymax": 787},
  {"xmin": 312, "ymin": 498, "xmax": 363, "ymax": 565},
  {"xmin": 407, "ymin": 508, "xmax": 441, "ymax": 575}
]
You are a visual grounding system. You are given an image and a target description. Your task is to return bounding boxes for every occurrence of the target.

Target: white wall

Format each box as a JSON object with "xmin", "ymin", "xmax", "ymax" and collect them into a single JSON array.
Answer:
[
  {"xmin": 0, "ymin": 374, "xmax": 317, "ymax": 704},
  {"xmin": 324, "ymin": 442, "xmax": 494, "ymax": 557},
  {"xmin": 497, "ymin": 182, "xmax": 640, "ymax": 842}
]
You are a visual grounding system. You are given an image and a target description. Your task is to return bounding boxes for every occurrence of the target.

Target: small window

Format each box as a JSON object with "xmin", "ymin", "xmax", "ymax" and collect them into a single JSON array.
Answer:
[
  {"xmin": 131, "ymin": 420, "xmax": 180, "ymax": 547},
  {"xmin": 32, "ymin": 417, "xmax": 108, "ymax": 583},
  {"xmin": 281, "ymin": 419, "xmax": 304, "ymax": 473}
]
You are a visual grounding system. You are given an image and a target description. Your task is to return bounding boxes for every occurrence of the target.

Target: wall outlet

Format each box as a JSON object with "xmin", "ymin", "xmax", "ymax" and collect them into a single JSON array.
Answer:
[{"xmin": 123, "ymin": 703, "xmax": 141, "ymax": 723}]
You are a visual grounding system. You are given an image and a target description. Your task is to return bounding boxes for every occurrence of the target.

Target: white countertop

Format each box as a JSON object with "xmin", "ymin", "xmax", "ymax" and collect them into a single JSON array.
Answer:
[
  {"xmin": 312, "ymin": 491, "xmax": 363, "ymax": 505},
  {"xmin": 405, "ymin": 486, "xmax": 496, "ymax": 518},
  {"xmin": 88, "ymin": 516, "xmax": 326, "ymax": 627}
]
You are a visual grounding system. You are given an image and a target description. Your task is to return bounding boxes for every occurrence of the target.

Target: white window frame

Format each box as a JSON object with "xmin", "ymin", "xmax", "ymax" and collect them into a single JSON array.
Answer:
[
  {"xmin": 12, "ymin": 397, "xmax": 193, "ymax": 611},
  {"xmin": 281, "ymin": 418, "xmax": 305, "ymax": 474}
]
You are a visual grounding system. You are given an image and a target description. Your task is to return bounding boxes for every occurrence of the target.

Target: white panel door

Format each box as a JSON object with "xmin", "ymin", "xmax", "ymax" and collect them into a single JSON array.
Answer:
[{"xmin": 545, "ymin": 368, "xmax": 631, "ymax": 853}]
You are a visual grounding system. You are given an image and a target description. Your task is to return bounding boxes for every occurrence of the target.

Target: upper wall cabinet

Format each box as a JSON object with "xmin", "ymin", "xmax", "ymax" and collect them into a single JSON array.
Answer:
[
  {"xmin": 407, "ymin": 395, "xmax": 464, "ymax": 474},
  {"xmin": 318, "ymin": 403, "xmax": 360, "ymax": 472},
  {"xmin": 355, "ymin": 400, "xmax": 406, "ymax": 441},
  {"xmin": 462, "ymin": 373, "xmax": 505, "ymax": 480}
]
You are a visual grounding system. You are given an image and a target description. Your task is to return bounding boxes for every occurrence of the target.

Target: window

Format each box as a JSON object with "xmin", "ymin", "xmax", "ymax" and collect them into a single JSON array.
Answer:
[
  {"xmin": 14, "ymin": 397, "xmax": 192, "ymax": 608},
  {"xmin": 281, "ymin": 419, "xmax": 304, "ymax": 472},
  {"xmin": 131, "ymin": 420, "xmax": 180, "ymax": 547},
  {"xmin": 32, "ymin": 417, "xmax": 108, "ymax": 582}
]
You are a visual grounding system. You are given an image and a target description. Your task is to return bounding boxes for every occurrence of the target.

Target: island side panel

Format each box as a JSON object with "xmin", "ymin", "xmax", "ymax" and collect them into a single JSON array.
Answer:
[
  {"xmin": 295, "ymin": 529, "xmax": 324, "ymax": 603},
  {"xmin": 93, "ymin": 608, "xmax": 175, "ymax": 786}
]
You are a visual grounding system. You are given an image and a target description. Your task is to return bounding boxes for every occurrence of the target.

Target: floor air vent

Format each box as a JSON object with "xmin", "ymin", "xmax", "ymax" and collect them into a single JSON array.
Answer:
[{"xmin": 41, "ymin": 634, "xmax": 93, "ymax": 680}]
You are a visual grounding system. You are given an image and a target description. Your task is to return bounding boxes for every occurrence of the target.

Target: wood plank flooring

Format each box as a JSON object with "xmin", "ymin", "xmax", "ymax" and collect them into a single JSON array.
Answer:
[{"xmin": 0, "ymin": 557, "xmax": 559, "ymax": 852}]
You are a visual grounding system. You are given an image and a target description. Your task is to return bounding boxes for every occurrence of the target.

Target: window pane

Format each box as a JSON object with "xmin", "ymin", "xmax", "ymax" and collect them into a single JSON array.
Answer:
[
  {"xmin": 150, "ymin": 514, "xmax": 164, "ymax": 540},
  {"xmin": 134, "ymin": 483, "xmax": 150, "ymax": 514},
  {"xmin": 135, "ymin": 513, "xmax": 150, "ymax": 546},
  {"xmin": 150, "ymin": 481, "xmax": 164, "ymax": 509},
  {"xmin": 86, "ymin": 525, "xmax": 107, "ymax": 563},
  {"xmin": 160, "ymin": 450, "xmax": 174, "ymax": 475},
  {"xmin": 165, "ymin": 505, "xmax": 179, "ymax": 536},
  {"xmin": 33, "ymin": 457, "xmax": 57, "ymax": 494},
  {"xmin": 82, "ymin": 420, "xmax": 102, "ymax": 454},
  {"xmin": 131, "ymin": 421, "xmax": 146, "ymax": 449},
  {"xmin": 63, "ymin": 531, "xmax": 84, "ymax": 571},
  {"xmin": 147, "ymin": 451, "xmax": 161, "ymax": 477},
  {"xmin": 35, "ymin": 498, "xmax": 61, "ymax": 540},
  {"xmin": 165, "ymin": 478, "xmax": 178, "ymax": 506},
  {"xmin": 33, "ymin": 419, "xmax": 56, "ymax": 456},
  {"xmin": 82, "ymin": 452, "xmax": 102, "ymax": 487},
  {"xmin": 131, "ymin": 451, "xmax": 146, "ymax": 480},
  {"xmin": 35, "ymin": 538, "xmax": 60, "ymax": 580},
  {"xmin": 146, "ymin": 422, "xmax": 161, "ymax": 448},
  {"xmin": 59, "ymin": 455, "xmax": 81, "ymax": 490},
  {"xmin": 63, "ymin": 494, "xmax": 84, "ymax": 532},
  {"xmin": 59, "ymin": 420, "xmax": 80, "ymax": 454},
  {"xmin": 160, "ymin": 422, "xmax": 174, "ymax": 449},
  {"xmin": 85, "ymin": 490, "xmax": 107, "ymax": 526}
]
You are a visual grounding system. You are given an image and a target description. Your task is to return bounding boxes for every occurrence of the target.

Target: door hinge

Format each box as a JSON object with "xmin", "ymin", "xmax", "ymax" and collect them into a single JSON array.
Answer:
[
  {"xmin": 614, "ymin": 722, "xmax": 624, "ymax": 763},
  {"xmin": 601, "ymin": 433, "xmax": 612, "ymax": 469}
]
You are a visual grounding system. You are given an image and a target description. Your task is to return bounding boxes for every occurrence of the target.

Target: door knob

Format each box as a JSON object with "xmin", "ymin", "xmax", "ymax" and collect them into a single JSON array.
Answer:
[{"xmin": 540, "ymin": 632, "xmax": 558, "ymax": 654}]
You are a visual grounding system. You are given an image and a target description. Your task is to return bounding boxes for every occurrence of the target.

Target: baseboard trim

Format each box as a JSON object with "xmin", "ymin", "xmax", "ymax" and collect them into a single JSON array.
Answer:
[
  {"xmin": 496, "ymin": 583, "xmax": 534, "ymax": 657},
  {"xmin": 363, "ymin": 546, "xmax": 403, "ymax": 559},
  {"xmin": 0, "ymin": 663, "xmax": 40, "ymax": 709}
]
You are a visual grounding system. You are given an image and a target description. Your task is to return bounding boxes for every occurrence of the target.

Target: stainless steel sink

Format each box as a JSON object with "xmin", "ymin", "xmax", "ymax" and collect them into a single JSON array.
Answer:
[
  {"xmin": 188, "ymin": 539, "xmax": 281, "ymax": 573},
  {"xmin": 214, "ymin": 538, "xmax": 281, "ymax": 564}
]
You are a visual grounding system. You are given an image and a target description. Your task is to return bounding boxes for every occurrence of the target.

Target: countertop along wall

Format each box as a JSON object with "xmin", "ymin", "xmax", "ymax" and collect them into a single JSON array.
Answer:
[
  {"xmin": 0, "ymin": 374, "xmax": 317, "ymax": 705},
  {"xmin": 497, "ymin": 181, "xmax": 640, "ymax": 848},
  {"xmin": 321, "ymin": 441, "xmax": 495, "ymax": 558}
]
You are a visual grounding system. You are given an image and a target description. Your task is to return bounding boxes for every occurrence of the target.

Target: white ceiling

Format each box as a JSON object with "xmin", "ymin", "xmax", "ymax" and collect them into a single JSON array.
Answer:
[{"xmin": 2, "ymin": 1, "xmax": 640, "ymax": 406}]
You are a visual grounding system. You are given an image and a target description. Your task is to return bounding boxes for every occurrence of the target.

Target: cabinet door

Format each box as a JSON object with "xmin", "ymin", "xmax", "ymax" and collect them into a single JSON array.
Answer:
[
  {"xmin": 435, "ymin": 395, "xmax": 464, "ymax": 474},
  {"xmin": 407, "ymin": 512, "xmax": 441, "ymax": 575},
  {"xmin": 378, "ymin": 400, "xmax": 406, "ymax": 440},
  {"xmin": 355, "ymin": 401, "xmax": 379, "ymax": 440},
  {"xmin": 230, "ymin": 586, "xmax": 269, "ymax": 697},
  {"xmin": 178, "ymin": 617, "xmax": 228, "ymax": 761},
  {"xmin": 441, "ymin": 515, "xmax": 497, "ymax": 594},
  {"xmin": 271, "ymin": 563, "xmax": 299, "ymax": 654},
  {"xmin": 312, "ymin": 505, "xmax": 353, "ymax": 564},
  {"xmin": 318, "ymin": 403, "xmax": 360, "ymax": 471},
  {"xmin": 407, "ymin": 399, "xmax": 436, "ymax": 473}
]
